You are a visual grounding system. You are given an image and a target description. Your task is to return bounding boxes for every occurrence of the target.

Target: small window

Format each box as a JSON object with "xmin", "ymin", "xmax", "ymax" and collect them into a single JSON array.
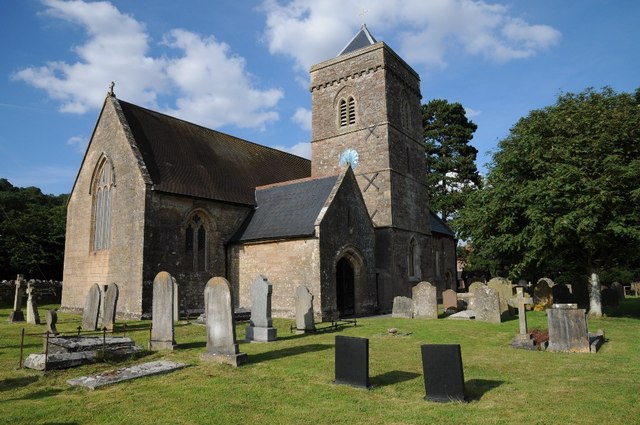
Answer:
[
  {"xmin": 92, "ymin": 158, "xmax": 114, "ymax": 251},
  {"xmin": 400, "ymin": 97, "xmax": 411, "ymax": 129},
  {"xmin": 339, "ymin": 99, "xmax": 348, "ymax": 126},
  {"xmin": 185, "ymin": 213, "xmax": 208, "ymax": 272},
  {"xmin": 348, "ymin": 97, "xmax": 356, "ymax": 125},
  {"xmin": 339, "ymin": 96, "xmax": 356, "ymax": 127},
  {"xmin": 408, "ymin": 237, "xmax": 421, "ymax": 279}
]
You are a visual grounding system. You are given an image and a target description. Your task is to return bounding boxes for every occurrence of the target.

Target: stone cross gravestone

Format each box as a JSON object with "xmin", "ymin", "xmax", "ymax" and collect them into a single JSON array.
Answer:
[
  {"xmin": 26, "ymin": 281, "xmax": 41, "ymax": 325},
  {"xmin": 421, "ymin": 344, "xmax": 466, "ymax": 402},
  {"xmin": 487, "ymin": 277, "xmax": 514, "ymax": 319},
  {"xmin": 150, "ymin": 272, "xmax": 176, "ymax": 350},
  {"xmin": 442, "ymin": 289, "xmax": 458, "ymax": 313},
  {"xmin": 201, "ymin": 277, "xmax": 247, "ymax": 366},
  {"xmin": 334, "ymin": 335, "xmax": 369, "ymax": 388},
  {"xmin": 546, "ymin": 304, "xmax": 591, "ymax": 353},
  {"xmin": 8, "ymin": 274, "xmax": 25, "ymax": 322},
  {"xmin": 82, "ymin": 283, "xmax": 102, "ymax": 331},
  {"xmin": 508, "ymin": 287, "xmax": 535, "ymax": 349},
  {"xmin": 101, "ymin": 283, "xmax": 118, "ymax": 331},
  {"xmin": 246, "ymin": 275, "xmax": 277, "ymax": 342},
  {"xmin": 412, "ymin": 281, "xmax": 438, "ymax": 319},
  {"xmin": 470, "ymin": 284, "xmax": 501, "ymax": 323},
  {"xmin": 295, "ymin": 285, "xmax": 316, "ymax": 333},
  {"xmin": 392, "ymin": 296, "xmax": 414, "ymax": 318},
  {"xmin": 46, "ymin": 310, "xmax": 60, "ymax": 335}
]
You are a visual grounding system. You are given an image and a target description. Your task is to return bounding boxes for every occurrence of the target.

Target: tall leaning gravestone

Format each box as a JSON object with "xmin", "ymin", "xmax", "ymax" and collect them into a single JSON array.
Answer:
[
  {"xmin": 201, "ymin": 277, "xmax": 247, "ymax": 366},
  {"xmin": 82, "ymin": 283, "xmax": 102, "ymax": 331},
  {"xmin": 295, "ymin": 285, "xmax": 316, "ymax": 333},
  {"xmin": 150, "ymin": 272, "xmax": 176, "ymax": 350},
  {"xmin": 246, "ymin": 275, "xmax": 277, "ymax": 342}
]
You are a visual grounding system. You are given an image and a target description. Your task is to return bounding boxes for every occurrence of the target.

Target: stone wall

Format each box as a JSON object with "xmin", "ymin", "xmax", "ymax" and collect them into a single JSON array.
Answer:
[{"xmin": 0, "ymin": 279, "xmax": 62, "ymax": 306}]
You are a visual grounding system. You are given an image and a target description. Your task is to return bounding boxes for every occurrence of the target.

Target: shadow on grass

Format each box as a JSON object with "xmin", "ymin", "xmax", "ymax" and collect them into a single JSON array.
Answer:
[
  {"xmin": 370, "ymin": 370, "xmax": 420, "ymax": 387},
  {"xmin": 1, "ymin": 388, "xmax": 64, "ymax": 403},
  {"xmin": 602, "ymin": 298, "xmax": 640, "ymax": 319},
  {"xmin": 176, "ymin": 341, "xmax": 206, "ymax": 350},
  {"xmin": 0, "ymin": 376, "xmax": 39, "ymax": 392},
  {"xmin": 464, "ymin": 379, "xmax": 505, "ymax": 401},
  {"xmin": 248, "ymin": 343, "xmax": 332, "ymax": 364}
]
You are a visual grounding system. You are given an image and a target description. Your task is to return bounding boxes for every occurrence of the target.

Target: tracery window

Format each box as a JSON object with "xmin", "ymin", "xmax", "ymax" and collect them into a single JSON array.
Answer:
[
  {"xmin": 408, "ymin": 237, "xmax": 421, "ymax": 279},
  {"xmin": 92, "ymin": 158, "xmax": 114, "ymax": 251},
  {"xmin": 185, "ymin": 213, "xmax": 208, "ymax": 272}
]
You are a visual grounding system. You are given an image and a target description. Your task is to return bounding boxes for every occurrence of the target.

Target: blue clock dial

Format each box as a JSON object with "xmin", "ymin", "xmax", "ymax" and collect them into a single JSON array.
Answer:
[{"xmin": 339, "ymin": 148, "xmax": 359, "ymax": 169}]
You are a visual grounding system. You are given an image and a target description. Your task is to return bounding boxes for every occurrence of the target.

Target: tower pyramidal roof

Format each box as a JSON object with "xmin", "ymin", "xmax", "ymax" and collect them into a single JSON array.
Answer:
[{"xmin": 337, "ymin": 24, "xmax": 378, "ymax": 56}]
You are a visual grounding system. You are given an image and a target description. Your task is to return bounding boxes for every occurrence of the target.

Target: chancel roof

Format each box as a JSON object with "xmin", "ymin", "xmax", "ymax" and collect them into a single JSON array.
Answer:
[
  {"xmin": 338, "ymin": 24, "xmax": 378, "ymax": 56},
  {"xmin": 116, "ymin": 99, "xmax": 311, "ymax": 205},
  {"xmin": 233, "ymin": 175, "xmax": 340, "ymax": 242},
  {"xmin": 429, "ymin": 212, "xmax": 456, "ymax": 237}
]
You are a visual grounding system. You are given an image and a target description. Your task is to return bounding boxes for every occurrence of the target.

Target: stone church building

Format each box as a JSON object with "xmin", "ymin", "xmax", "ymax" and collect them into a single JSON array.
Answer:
[{"xmin": 61, "ymin": 25, "xmax": 456, "ymax": 320}]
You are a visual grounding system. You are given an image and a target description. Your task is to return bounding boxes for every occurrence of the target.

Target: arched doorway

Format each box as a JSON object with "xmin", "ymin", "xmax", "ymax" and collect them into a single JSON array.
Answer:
[{"xmin": 336, "ymin": 257, "xmax": 355, "ymax": 318}]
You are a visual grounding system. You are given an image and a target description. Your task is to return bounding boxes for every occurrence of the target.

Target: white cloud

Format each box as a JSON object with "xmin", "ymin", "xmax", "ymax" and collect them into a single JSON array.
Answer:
[
  {"xmin": 273, "ymin": 141, "xmax": 311, "ymax": 159},
  {"xmin": 464, "ymin": 107, "xmax": 481, "ymax": 118},
  {"xmin": 291, "ymin": 107, "xmax": 312, "ymax": 131},
  {"xmin": 13, "ymin": 0, "xmax": 283, "ymax": 129},
  {"xmin": 261, "ymin": 0, "xmax": 561, "ymax": 70},
  {"xmin": 66, "ymin": 135, "xmax": 88, "ymax": 153}
]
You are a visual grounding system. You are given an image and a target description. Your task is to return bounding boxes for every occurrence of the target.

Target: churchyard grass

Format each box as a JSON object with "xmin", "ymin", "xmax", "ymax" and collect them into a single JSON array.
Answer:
[{"xmin": 1, "ymin": 299, "xmax": 639, "ymax": 424}]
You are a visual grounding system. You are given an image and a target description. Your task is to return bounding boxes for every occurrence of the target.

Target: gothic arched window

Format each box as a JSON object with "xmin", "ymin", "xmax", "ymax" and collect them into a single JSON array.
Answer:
[
  {"xmin": 408, "ymin": 237, "xmax": 421, "ymax": 279},
  {"xmin": 92, "ymin": 157, "xmax": 114, "ymax": 251},
  {"xmin": 185, "ymin": 213, "xmax": 208, "ymax": 272}
]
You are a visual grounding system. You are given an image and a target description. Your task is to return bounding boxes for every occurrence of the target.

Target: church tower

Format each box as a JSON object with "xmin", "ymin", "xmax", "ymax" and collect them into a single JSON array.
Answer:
[{"xmin": 310, "ymin": 25, "xmax": 432, "ymax": 310}]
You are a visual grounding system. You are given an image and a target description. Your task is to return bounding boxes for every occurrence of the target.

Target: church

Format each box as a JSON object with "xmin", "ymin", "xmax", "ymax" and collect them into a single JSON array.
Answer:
[{"xmin": 61, "ymin": 25, "xmax": 457, "ymax": 320}]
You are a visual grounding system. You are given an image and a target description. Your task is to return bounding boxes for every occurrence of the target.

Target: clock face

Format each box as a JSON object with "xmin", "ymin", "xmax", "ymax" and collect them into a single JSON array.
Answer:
[{"xmin": 339, "ymin": 148, "xmax": 359, "ymax": 169}]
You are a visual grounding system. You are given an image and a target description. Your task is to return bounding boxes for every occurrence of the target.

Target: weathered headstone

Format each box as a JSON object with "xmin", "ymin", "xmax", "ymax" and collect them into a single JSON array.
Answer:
[
  {"xmin": 533, "ymin": 281, "xmax": 553, "ymax": 309},
  {"xmin": 487, "ymin": 277, "xmax": 514, "ymax": 319},
  {"xmin": 82, "ymin": 284, "xmax": 101, "ymax": 331},
  {"xmin": 421, "ymin": 344, "xmax": 466, "ymax": 402},
  {"xmin": 508, "ymin": 287, "xmax": 535, "ymax": 349},
  {"xmin": 470, "ymin": 284, "xmax": 501, "ymax": 323},
  {"xmin": 467, "ymin": 282, "xmax": 485, "ymax": 311},
  {"xmin": 201, "ymin": 277, "xmax": 247, "ymax": 366},
  {"xmin": 101, "ymin": 283, "xmax": 118, "ymax": 331},
  {"xmin": 295, "ymin": 285, "xmax": 316, "ymax": 333},
  {"xmin": 8, "ymin": 274, "xmax": 25, "ymax": 322},
  {"xmin": 246, "ymin": 275, "xmax": 277, "ymax": 342},
  {"xmin": 600, "ymin": 286, "xmax": 619, "ymax": 307},
  {"xmin": 26, "ymin": 281, "xmax": 41, "ymax": 325},
  {"xmin": 46, "ymin": 310, "xmax": 60, "ymax": 335},
  {"xmin": 610, "ymin": 282, "xmax": 625, "ymax": 303},
  {"xmin": 442, "ymin": 289, "xmax": 458, "ymax": 312},
  {"xmin": 150, "ymin": 272, "xmax": 175, "ymax": 350},
  {"xmin": 551, "ymin": 284, "xmax": 572, "ymax": 304},
  {"xmin": 412, "ymin": 281, "xmax": 438, "ymax": 319},
  {"xmin": 392, "ymin": 296, "xmax": 414, "ymax": 318},
  {"xmin": 546, "ymin": 304, "xmax": 591, "ymax": 353},
  {"xmin": 334, "ymin": 336, "xmax": 369, "ymax": 388}
]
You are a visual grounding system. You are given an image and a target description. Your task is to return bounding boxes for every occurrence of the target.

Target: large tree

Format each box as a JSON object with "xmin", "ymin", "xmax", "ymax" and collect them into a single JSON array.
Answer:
[
  {"xmin": 457, "ymin": 87, "xmax": 640, "ymax": 316},
  {"xmin": 423, "ymin": 99, "xmax": 481, "ymax": 222}
]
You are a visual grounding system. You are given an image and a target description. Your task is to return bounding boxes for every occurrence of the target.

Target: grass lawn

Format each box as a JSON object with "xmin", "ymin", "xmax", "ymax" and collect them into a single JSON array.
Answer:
[{"xmin": 1, "ymin": 299, "xmax": 639, "ymax": 424}]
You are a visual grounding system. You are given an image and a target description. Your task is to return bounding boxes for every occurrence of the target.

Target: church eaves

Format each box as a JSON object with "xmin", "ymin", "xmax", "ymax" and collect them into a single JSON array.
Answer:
[{"xmin": 338, "ymin": 24, "xmax": 378, "ymax": 56}]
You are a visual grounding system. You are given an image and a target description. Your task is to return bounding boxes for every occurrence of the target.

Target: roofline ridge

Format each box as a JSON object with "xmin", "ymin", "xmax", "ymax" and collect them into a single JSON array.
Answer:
[
  {"xmin": 337, "ymin": 24, "xmax": 378, "ymax": 56},
  {"xmin": 255, "ymin": 173, "xmax": 339, "ymax": 191}
]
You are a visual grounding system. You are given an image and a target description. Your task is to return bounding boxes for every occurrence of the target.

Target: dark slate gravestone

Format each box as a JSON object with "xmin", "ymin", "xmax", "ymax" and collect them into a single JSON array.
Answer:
[
  {"xmin": 421, "ymin": 344, "xmax": 466, "ymax": 402},
  {"xmin": 246, "ymin": 275, "xmax": 277, "ymax": 342},
  {"xmin": 552, "ymin": 284, "xmax": 572, "ymax": 304},
  {"xmin": 101, "ymin": 283, "xmax": 118, "ymax": 331},
  {"xmin": 334, "ymin": 335, "xmax": 369, "ymax": 388}
]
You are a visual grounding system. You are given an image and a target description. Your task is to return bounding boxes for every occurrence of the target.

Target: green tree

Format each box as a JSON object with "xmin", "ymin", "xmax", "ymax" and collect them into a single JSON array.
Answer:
[
  {"xmin": 0, "ymin": 179, "xmax": 68, "ymax": 280},
  {"xmin": 423, "ymin": 99, "xmax": 481, "ymax": 222},
  {"xmin": 457, "ymin": 87, "xmax": 640, "ymax": 316}
]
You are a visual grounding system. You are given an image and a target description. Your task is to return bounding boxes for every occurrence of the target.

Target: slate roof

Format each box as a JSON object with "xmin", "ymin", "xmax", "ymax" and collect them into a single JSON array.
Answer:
[
  {"xmin": 429, "ymin": 212, "xmax": 456, "ymax": 237},
  {"xmin": 233, "ymin": 175, "xmax": 340, "ymax": 242},
  {"xmin": 338, "ymin": 24, "xmax": 378, "ymax": 56},
  {"xmin": 117, "ymin": 99, "xmax": 311, "ymax": 205}
]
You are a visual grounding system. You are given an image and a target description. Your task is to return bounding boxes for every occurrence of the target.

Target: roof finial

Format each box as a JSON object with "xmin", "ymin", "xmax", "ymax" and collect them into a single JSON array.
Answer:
[
  {"xmin": 359, "ymin": 8, "xmax": 368, "ymax": 26},
  {"xmin": 108, "ymin": 81, "xmax": 115, "ymax": 97}
]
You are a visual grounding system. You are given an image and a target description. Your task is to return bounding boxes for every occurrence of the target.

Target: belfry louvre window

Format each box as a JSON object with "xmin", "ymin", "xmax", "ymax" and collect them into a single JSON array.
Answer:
[
  {"xmin": 339, "ymin": 96, "xmax": 356, "ymax": 127},
  {"xmin": 93, "ymin": 158, "xmax": 114, "ymax": 251},
  {"xmin": 185, "ymin": 214, "xmax": 207, "ymax": 272}
]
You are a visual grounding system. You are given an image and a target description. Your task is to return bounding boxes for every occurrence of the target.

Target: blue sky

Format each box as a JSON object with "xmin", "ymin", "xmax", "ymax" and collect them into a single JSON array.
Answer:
[{"xmin": 1, "ymin": 0, "xmax": 638, "ymax": 195}]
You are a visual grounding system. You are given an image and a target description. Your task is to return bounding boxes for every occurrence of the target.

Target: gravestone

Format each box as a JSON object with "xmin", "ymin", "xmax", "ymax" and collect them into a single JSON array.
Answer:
[
  {"xmin": 533, "ymin": 281, "xmax": 553, "ymax": 309},
  {"xmin": 150, "ymin": 272, "xmax": 175, "ymax": 350},
  {"xmin": 334, "ymin": 336, "xmax": 369, "ymax": 388},
  {"xmin": 600, "ymin": 286, "xmax": 618, "ymax": 307},
  {"xmin": 26, "ymin": 281, "xmax": 41, "ymax": 325},
  {"xmin": 470, "ymin": 284, "xmax": 501, "ymax": 323},
  {"xmin": 412, "ymin": 281, "xmax": 438, "ymax": 319},
  {"xmin": 552, "ymin": 284, "xmax": 572, "ymax": 304},
  {"xmin": 8, "ymin": 274, "xmax": 25, "ymax": 322},
  {"xmin": 46, "ymin": 310, "xmax": 60, "ymax": 335},
  {"xmin": 508, "ymin": 287, "xmax": 535, "ymax": 349},
  {"xmin": 82, "ymin": 284, "xmax": 101, "ymax": 331},
  {"xmin": 101, "ymin": 283, "xmax": 118, "ymax": 331},
  {"xmin": 201, "ymin": 277, "xmax": 247, "ymax": 366},
  {"xmin": 487, "ymin": 277, "xmax": 514, "ymax": 319},
  {"xmin": 546, "ymin": 304, "xmax": 591, "ymax": 353},
  {"xmin": 245, "ymin": 275, "xmax": 277, "ymax": 342},
  {"xmin": 610, "ymin": 282, "xmax": 625, "ymax": 303},
  {"xmin": 442, "ymin": 289, "xmax": 458, "ymax": 312},
  {"xmin": 421, "ymin": 344, "xmax": 465, "ymax": 402},
  {"xmin": 295, "ymin": 285, "xmax": 316, "ymax": 333},
  {"xmin": 173, "ymin": 277, "xmax": 179, "ymax": 322},
  {"xmin": 392, "ymin": 296, "xmax": 414, "ymax": 318},
  {"xmin": 467, "ymin": 282, "xmax": 485, "ymax": 311}
]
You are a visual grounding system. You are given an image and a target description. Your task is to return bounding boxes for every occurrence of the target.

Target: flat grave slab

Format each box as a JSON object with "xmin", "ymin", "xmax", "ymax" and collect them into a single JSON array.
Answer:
[{"xmin": 67, "ymin": 360, "xmax": 188, "ymax": 389}]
